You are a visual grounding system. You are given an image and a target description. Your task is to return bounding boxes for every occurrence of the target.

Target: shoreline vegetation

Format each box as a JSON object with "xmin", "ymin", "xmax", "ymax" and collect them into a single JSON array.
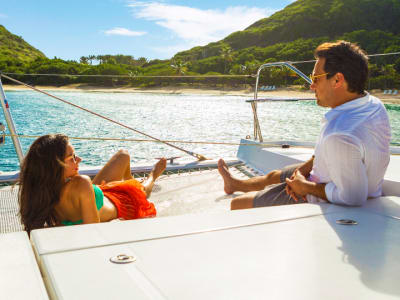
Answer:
[{"xmin": 4, "ymin": 84, "xmax": 400, "ymax": 105}]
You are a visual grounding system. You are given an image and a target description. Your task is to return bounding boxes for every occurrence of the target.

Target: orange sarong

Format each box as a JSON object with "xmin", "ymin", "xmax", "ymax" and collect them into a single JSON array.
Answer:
[{"xmin": 99, "ymin": 179, "xmax": 156, "ymax": 219}]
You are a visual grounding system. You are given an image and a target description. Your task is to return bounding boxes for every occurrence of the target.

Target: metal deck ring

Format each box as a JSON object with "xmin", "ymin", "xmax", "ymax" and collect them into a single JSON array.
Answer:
[
  {"xmin": 110, "ymin": 254, "xmax": 136, "ymax": 264},
  {"xmin": 336, "ymin": 219, "xmax": 357, "ymax": 225}
]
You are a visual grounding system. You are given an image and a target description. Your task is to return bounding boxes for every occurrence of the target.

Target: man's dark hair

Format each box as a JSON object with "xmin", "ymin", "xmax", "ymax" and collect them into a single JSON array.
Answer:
[{"xmin": 315, "ymin": 41, "xmax": 369, "ymax": 94}]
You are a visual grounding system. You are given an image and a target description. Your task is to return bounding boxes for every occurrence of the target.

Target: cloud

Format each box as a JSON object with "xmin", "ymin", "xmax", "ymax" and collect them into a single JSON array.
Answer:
[
  {"xmin": 128, "ymin": 2, "xmax": 275, "ymax": 46},
  {"xmin": 104, "ymin": 27, "xmax": 146, "ymax": 36},
  {"xmin": 0, "ymin": 13, "xmax": 7, "ymax": 18}
]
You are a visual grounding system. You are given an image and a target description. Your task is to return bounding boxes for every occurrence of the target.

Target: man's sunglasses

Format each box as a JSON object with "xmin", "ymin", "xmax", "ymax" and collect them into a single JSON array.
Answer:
[{"xmin": 309, "ymin": 72, "xmax": 329, "ymax": 83}]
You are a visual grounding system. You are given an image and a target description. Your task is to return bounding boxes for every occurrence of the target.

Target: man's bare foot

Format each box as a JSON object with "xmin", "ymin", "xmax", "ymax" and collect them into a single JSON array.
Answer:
[
  {"xmin": 150, "ymin": 158, "xmax": 167, "ymax": 180},
  {"xmin": 218, "ymin": 159, "xmax": 236, "ymax": 194}
]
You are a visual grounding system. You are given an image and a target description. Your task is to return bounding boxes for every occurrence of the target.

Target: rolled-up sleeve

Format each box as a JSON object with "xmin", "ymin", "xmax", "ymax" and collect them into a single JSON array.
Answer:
[{"xmin": 323, "ymin": 134, "xmax": 368, "ymax": 206}]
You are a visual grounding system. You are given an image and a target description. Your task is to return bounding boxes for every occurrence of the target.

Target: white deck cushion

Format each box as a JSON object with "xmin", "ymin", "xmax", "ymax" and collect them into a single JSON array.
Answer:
[{"xmin": 0, "ymin": 231, "xmax": 48, "ymax": 299}]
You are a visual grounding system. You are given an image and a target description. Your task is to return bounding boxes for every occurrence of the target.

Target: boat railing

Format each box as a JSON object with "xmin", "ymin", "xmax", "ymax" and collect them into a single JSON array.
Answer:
[{"xmin": 250, "ymin": 62, "xmax": 312, "ymax": 142}]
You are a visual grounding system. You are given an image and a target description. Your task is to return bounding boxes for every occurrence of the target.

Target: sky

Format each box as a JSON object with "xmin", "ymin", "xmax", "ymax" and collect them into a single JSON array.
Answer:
[{"xmin": 0, "ymin": 0, "xmax": 295, "ymax": 62}]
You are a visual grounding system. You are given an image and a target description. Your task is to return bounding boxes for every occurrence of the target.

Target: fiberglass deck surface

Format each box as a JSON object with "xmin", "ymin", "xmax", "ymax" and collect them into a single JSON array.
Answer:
[
  {"xmin": 0, "ymin": 164, "xmax": 254, "ymax": 234},
  {"xmin": 31, "ymin": 197, "xmax": 400, "ymax": 300}
]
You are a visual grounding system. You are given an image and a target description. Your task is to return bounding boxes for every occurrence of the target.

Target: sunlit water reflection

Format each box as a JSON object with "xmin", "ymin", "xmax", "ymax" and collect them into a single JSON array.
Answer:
[{"xmin": 1, "ymin": 91, "xmax": 399, "ymax": 172}]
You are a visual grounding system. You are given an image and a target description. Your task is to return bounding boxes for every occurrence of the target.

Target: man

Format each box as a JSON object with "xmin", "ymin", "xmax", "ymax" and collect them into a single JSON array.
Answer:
[{"xmin": 218, "ymin": 40, "xmax": 391, "ymax": 209}]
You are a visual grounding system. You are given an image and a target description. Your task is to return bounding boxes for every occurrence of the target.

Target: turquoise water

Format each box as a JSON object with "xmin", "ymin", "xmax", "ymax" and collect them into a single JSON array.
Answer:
[{"xmin": 1, "ymin": 90, "xmax": 400, "ymax": 172}]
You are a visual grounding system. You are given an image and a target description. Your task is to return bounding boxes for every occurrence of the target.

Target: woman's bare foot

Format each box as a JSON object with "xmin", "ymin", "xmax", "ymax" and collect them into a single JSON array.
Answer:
[
  {"xmin": 150, "ymin": 158, "xmax": 167, "ymax": 180},
  {"xmin": 149, "ymin": 157, "xmax": 167, "ymax": 181},
  {"xmin": 143, "ymin": 158, "xmax": 166, "ymax": 198},
  {"xmin": 217, "ymin": 159, "xmax": 237, "ymax": 194}
]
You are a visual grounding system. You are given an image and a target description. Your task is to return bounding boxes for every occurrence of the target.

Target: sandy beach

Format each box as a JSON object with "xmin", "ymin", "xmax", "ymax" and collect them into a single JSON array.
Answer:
[{"xmin": 3, "ymin": 84, "xmax": 400, "ymax": 104}]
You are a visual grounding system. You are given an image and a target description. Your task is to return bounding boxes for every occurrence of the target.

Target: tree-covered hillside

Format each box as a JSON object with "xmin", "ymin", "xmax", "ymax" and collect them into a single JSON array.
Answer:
[
  {"xmin": 0, "ymin": 25, "xmax": 45, "ymax": 62},
  {"xmin": 175, "ymin": 0, "xmax": 400, "ymax": 61},
  {"xmin": 0, "ymin": 0, "xmax": 399, "ymax": 89}
]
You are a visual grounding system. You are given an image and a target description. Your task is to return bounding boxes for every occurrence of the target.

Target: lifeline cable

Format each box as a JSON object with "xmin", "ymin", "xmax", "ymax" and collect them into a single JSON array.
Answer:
[
  {"xmin": 3, "ymin": 52, "xmax": 400, "ymax": 77},
  {"xmin": 5, "ymin": 133, "xmax": 400, "ymax": 154},
  {"xmin": 1, "ymin": 73, "xmax": 252, "ymax": 78},
  {"xmin": 0, "ymin": 73, "xmax": 208, "ymax": 161},
  {"xmin": 3, "ymin": 133, "xmax": 315, "ymax": 147}
]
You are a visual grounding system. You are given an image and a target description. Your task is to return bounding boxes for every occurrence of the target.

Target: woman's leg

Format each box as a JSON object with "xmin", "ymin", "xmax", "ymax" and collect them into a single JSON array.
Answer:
[
  {"xmin": 142, "ymin": 158, "xmax": 167, "ymax": 198},
  {"xmin": 92, "ymin": 149, "xmax": 133, "ymax": 184}
]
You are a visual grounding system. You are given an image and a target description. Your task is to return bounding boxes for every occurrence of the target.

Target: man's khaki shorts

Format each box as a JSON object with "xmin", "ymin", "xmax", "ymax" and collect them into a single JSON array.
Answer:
[{"xmin": 253, "ymin": 163, "xmax": 307, "ymax": 207}]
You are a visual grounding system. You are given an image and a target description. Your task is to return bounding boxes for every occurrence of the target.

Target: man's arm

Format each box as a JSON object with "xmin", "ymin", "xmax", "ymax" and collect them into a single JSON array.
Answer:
[
  {"xmin": 296, "ymin": 155, "xmax": 314, "ymax": 178},
  {"xmin": 286, "ymin": 134, "xmax": 368, "ymax": 206},
  {"xmin": 322, "ymin": 134, "xmax": 368, "ymax": 206}
]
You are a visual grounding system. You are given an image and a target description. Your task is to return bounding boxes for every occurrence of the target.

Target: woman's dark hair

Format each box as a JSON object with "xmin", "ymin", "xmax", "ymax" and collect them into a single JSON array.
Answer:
[
  {"xmin": 18, "ymin": 134, "xmax": 69, "ymax": 234},
  {"xmin": 315, "ymin": 40, "xmax": 369, "ymax": 94}
]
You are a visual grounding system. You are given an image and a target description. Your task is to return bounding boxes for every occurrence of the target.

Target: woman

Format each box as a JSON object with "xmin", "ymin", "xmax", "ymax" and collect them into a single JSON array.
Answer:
[{"xmin": 18, "ymin": 134, "xmax": 166, "ymax": 234}]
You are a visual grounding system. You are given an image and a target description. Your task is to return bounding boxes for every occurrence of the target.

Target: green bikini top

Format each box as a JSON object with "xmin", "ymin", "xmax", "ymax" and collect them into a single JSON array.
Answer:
[{"xmin": 61, "ymin": 184, "xmax": 104, "ymax": 226}]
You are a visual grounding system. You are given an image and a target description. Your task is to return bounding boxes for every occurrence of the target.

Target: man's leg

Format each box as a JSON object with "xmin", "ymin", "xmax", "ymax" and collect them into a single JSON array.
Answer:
[
  {"xmin": 227, "ymin": 162, "xmax": 307, "ymax": 211},
  {"xmin": 230, "ymin": 192, "xmax": 258, "ymax": 210},
  {"xmin": 218, "ymin": 159, "xmax": 282, "ymax": 194}
]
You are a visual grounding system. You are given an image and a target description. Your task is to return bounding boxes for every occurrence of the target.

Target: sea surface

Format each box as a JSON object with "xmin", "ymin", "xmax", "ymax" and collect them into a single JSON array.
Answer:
[{"xmin": 1, "ymin": 90, "xmax": 400, "ymax": 172}]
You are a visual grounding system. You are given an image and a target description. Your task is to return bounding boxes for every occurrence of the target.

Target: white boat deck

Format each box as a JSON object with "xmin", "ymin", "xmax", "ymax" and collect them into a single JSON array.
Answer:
[
  {"xmin": 0, "ymin": 231, "xmax": 48, "ymax": 299},
  {"xmin": 31, "ymin": 197, "xmax": 400, "ymax": 300},
  {"xmin": 1, "ymin": 142, "xmax": 400, "ymax": 299}
]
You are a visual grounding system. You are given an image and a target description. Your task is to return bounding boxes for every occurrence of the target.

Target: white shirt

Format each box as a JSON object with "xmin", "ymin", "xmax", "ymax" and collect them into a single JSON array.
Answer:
[{"xmin": 307, "ymin": 93, "xmax": 391, "ymax": 206}]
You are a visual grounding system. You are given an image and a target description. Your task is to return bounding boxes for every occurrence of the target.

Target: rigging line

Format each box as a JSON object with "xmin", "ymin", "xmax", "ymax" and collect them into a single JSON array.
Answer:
[
  {"xmin": 2, "ymin": 51, "xmax": 397, "ymax": 77},
  {"xmin": 4, "ymin": 134, "xmax": 400, "ymax": 154},
  {"xmin": 1, "ymin": 73, "xmax": 252, "ymax": 78},
  {"xmin": 0, "ymin": 73, "xmax": 208, "ymax": 161},
  {"xmin": 284, "ymin": 52, "xmax": 400, "ymax": 65},
  {"xmin": 1, "ymin": 52, "xmax": 399, "ymax": 78},
  {"xmin": 2, "ymin": 51, "xmax": 399, "ymax": 77},
  {"xmin": 368, "ymin": 51, "xmax": 400, "ymax": 57},
  {"xmin": 3, "ymin": 133, "xmax": 313, "ymax": 147}
]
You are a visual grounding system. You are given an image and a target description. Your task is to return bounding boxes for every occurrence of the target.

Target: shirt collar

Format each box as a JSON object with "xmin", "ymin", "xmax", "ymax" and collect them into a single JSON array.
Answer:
[{"xmin": 324, "ymin": 92, "xmax": 370, "ymax": 122}]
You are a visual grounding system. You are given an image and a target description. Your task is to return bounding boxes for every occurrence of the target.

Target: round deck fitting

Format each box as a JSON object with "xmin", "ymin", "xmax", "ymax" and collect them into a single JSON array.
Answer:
[
  {"xmin": 110, "ymin": 254, "xmax": 136, "ymax": 264},
  {"xmin": 336, "ymin": 219, "xmax": 357, "ymax": 225}
]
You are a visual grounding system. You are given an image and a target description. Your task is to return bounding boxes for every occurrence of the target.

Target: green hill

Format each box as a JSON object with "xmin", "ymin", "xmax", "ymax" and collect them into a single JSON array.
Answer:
[
  {"xmin": 174, "ymin": 0, "xmax": 400, "ymax": 62},
  {"xmin": 0, "ymin": 0, "xmax": 399, "ymax": 89},
  {"xmin": 0, "ymin": 25, "xmax": 46, "ymax": 62}
]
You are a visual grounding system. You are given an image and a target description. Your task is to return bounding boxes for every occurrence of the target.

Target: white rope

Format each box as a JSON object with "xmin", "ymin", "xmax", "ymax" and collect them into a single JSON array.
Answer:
[
  {"xmin": 1, "ymin": 73, "xmax": 252, "ymax": 78},
  {"xmin": 4, "ymin": 133, "xmax": 315, "ymax": 148},
  {"xmin": 289, "ymin": 51, "xmax": 400, "ymax": 64},
  {"xmin": 2, "ymin": 52, "xmax": 399, "ymax": 77},
  {"xmin": 4, "ymin": 134, "xmax": 400, "ymax": 155}
]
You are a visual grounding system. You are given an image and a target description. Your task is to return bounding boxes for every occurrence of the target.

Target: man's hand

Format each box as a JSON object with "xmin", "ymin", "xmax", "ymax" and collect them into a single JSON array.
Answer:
[{"xmin": 285, "ymin": 170, "xmax": 309, "ymax": 202}]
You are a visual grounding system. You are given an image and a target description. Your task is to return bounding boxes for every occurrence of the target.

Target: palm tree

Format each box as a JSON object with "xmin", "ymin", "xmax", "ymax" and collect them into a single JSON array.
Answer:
[
  {"xmin": 80, "ymin": 56, "xmax": 89, "ymax": 64},
  {"xmin": 88, "ymin": 55, "xmax": 96, "ymax": 65},
  {"xmin": 96, "ymin": 55, "xmax": 104, "ymax": 64},
  {"xmin": 220, "ymin": 46, "xmax": 233, "ymax": 74},
  {"xmin": 136, "ymin": 57, "xmax": 148, "ymax": 67},
  {"xmin": 171, "ymin": 59, "xmax": 187, "ymax": 75}
]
